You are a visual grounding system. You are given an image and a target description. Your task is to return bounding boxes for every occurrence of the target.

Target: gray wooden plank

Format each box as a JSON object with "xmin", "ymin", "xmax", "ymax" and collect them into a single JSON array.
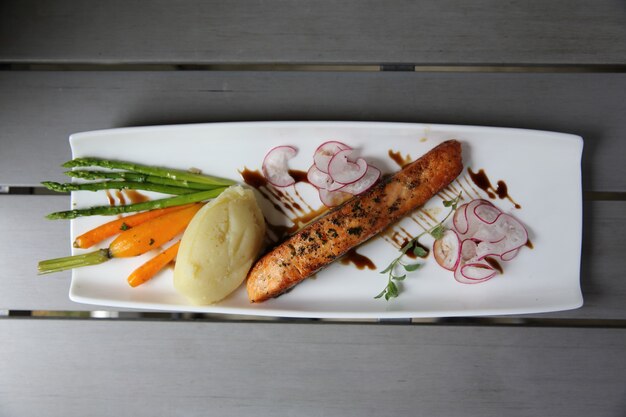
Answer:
[
  {"xmin": 1, "ymin": 71, "xmax": 625, "ymax": 191},
  {"xmin": 2, "ymin": 195, "xmax": 625, "ymax": 320},
  {"xmin": 0, "ymin": 194, "xmax": 143, "ymax": 312},
  {"xmin": 528, "ymin": 200, "xmax": 626, "ymax": 319},
  {"xmin": 1, "ymin": 0, "xmax": 625, "ymax": 65},
  {"xmin": 0, "ymin": 195, "xmax": 82, "ymax": 311},
  {"xmin": 0, "ymin": 319, "xmax": 624, "ymax": 417}
]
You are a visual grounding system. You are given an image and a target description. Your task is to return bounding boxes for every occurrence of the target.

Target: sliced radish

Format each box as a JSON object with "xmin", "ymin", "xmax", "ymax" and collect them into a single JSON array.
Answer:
[
  {"xmin": 474, "ymin": 202, "xmax": 501, "ymax": 224},
  {"xmin": 433, "ymin": 230, "xmax": 461, "ymax": 271},
  {"xmin": 500, "ymin": 248, "xmax": 520, "ymax": 261},
  {"xmin": 454, "ymin": 262, "xmax": 493, "ymax": 284},
  {"xmin": 460, "ymin": 239, "xmax": 478, "ymax": 262},
  {"xmin": 494, "ymin": 214, "xmax": 528, "ymax": 250},
  {"xmin": 318, "ymin": 188, "xmax": 352, "ymax": 207},
  {"xmin": 326, "ymin": 180, "xmax": 348, "ymax": 192},
  {"xmin": 307, "ymin": 164, "xmax": 347, "ymax": 191},
  {"xmin": 472, "ymin": 221, "xmax": 506, "ymax": 243},
  {"xmin": 328, "ymin": 149, "xmax": 368, "ymax": 184},
  {"xmin": 307, "ymin": 140, "xmax": 379, "ymax": 207},
  {"xmin": 461, "ymin": 263, "xmax": 497, "ymax": 280},
  {"xmin": 307, "ymin": 165, "xmax": 333, "ymax": 189},
  {"xmin": 459, "ymin": 199, "xmax": 497, "ymax": 238},
  {"xmin": 474, "ymin": 213, "xmax": 528, "ymax": 260},
  {"xmin": 453, "ymin": 203, "xmax": 469, "ymax": 234},
  {"xmin": 313, "ymin": 141, "xmax": 351, "ymax": 173},
  {"xmin": 262, "ymin": 146, "xmax": 297, "ymax": 187},
  {"xmin": 439, "ymin": 198, "xmax": 528, "ymax": 284},
  {"xmin": 453, "ymin": 239, "xmax": 496, "ymax": 284},
  {"xmin": 337, "ymin": 166, "xmax": 381, "ymax": 195}
]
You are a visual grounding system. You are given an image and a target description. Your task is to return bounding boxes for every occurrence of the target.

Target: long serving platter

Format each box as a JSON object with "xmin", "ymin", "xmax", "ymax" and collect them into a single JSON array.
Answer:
[{"xmin": 66, "ymin": 122, "xmax": 583, "ymax": 318}]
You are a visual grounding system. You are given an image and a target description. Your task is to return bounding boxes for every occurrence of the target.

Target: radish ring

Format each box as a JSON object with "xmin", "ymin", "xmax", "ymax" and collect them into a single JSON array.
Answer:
[
  {"xmin": 336, "ymin": 166, "xmax": 381, "ymax": 195},
  {"xmin": 262, "ymin": 146, "xmax": 297, "ymax": 187},
  {"xmin": 454, "ymin": 262, "xmax": 494, "ymax": 284},
  {"xmin": 442, "ymin": 198, "xmax": 529, "ymax": 284},
  {"xmin": 433, "ymin": 230, "xmax": 461, "ymax": 271},
  {"xmin": 313, "ymin": 141, "xmax": 351, "ymax": 173},
  {"xmin": 328, "ymin": 149, "xmax": 368, "ymax": 184},
  {"xmin": 307, "ymin": 165, "xmax": 333, "ymax": 189}
]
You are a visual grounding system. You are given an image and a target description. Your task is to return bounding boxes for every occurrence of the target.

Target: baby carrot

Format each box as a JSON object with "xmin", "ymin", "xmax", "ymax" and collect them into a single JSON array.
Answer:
[
  {"xmin": 127, "ymin": 241, "xmax": 180, "ymax": 287},
  {"xmin": 74, "ymin": 204, "xmax": 193, "ymax": 249},
  {"xmin": 108, "ymin": 203, "xmax": 201, "ymax": 258},
  {"xmin": 38, "ymin": 203, "xmax": 202, "ymax": 274}
]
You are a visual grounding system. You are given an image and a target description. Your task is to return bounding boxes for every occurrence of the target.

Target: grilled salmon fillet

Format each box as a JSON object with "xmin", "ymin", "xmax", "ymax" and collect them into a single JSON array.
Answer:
[{"xmin": 246, "ymin": 139, "xmax": 463, "ymax": 302}]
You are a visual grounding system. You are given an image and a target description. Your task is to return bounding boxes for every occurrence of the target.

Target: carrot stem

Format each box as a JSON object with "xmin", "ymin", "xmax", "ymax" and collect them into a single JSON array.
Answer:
[
  {"xmin": 38, "ymin": 249, "xmax": 110, "ymax": 275},
  {"xmin": 127, "ymin": 241, "xmax": 180, "ymax": 287}
]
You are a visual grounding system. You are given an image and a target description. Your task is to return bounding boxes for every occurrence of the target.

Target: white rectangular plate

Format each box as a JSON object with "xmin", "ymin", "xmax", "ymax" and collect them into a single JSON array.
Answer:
[{"xmin": 68, "ymin": 121, "xmax": 583, "ymax": 318}]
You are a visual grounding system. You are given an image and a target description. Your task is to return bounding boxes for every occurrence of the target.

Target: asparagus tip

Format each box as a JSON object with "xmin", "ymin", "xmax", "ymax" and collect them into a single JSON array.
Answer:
[
  {"xmin": 45, "ymin": 211, "xmax": 71, "ymax": 220},
  {"xmin": 41, "ymin": 181, "xmax": 63, "ymax": 192}
]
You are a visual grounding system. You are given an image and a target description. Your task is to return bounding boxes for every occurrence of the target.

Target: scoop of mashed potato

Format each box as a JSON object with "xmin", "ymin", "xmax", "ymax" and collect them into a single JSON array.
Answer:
[{"xmin": 174, "ymin": 185, "xmax": 265, "ymax": 304}]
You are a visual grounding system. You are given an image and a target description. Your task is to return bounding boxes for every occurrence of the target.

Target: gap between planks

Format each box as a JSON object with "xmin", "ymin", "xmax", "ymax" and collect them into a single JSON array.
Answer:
[
  {"xmin": 2, "ymin": 63, "xmax": 626, "ymax": 73},
  {"xmin": 3, "ymin": 312, "xmax": 626, "ymax": 328}
]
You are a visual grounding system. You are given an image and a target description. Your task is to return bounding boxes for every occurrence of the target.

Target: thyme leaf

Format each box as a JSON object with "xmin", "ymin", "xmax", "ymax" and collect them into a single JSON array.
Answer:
[{"xmin": 374, "ymin": 192, "xmax": 462, "ymax": 301}]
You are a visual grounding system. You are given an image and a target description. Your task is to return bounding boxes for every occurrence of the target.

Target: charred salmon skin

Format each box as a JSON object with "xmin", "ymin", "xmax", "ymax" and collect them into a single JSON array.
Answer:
[{"xmin": 246, "ymin": 139, "xmax": 463, "ymax": 302}]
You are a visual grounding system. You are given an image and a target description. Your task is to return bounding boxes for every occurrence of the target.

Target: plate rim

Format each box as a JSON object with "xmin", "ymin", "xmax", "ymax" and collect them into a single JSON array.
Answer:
[
  {"xmin": 69, "ymin": 120, "xmax": 584, "ymax": 150},
  {"xmin": 67, "ymin": 121, "xmax": 584, "ymax": 318}
]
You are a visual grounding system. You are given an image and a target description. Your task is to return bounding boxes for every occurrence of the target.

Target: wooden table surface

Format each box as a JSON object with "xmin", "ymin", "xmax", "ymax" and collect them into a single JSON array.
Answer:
[{"xmin": 1, "ymin": 1, "xmax": 625, "ymax": 416}]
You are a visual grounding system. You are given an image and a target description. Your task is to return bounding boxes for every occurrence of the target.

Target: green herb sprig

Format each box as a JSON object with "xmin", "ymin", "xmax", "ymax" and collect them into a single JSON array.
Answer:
[{"xmin": 375, "ymin": 192, "xmax": 462, "ymax": 301}]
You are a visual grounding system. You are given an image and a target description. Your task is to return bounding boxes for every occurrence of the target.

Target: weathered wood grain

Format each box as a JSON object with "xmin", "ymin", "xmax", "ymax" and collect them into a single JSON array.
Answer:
[
  {"xmin": 1, "ymin": 0, "xmax": 625, "ymax": 65},
  {"xmin": 1, "ymin": 195, "xmax": 624, "ymax": 319},
  {"xmin": 1, "ymin": 4, "xmax": 624, "ymax": 415},
  {"xmin": 0, "ymin": 319, "xmax": 624, "ymax": 417},
  {"xmin": 0, "ymin": 195, "xmax": 136, "ymax": 312},
  {"xmin": 1, "ymin": 71, "xmax": 625, "ymax": 191},
  {"xmin": 0, "ymin": 195, "xmax": 74, "ymax": 310},
  {"xmin": 528, "ymin": 200, "xmax": 626, "ymax": 319}
]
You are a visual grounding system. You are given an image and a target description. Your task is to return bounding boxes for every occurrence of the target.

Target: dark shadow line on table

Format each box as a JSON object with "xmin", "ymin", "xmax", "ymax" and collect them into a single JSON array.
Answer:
[
  {"xmin": 2, "ymin": 63, "xmax": 626, "ymax": 73},
  {"xmin": 3, "ymin": 312, "xmax": 626, "ymax": 329}
]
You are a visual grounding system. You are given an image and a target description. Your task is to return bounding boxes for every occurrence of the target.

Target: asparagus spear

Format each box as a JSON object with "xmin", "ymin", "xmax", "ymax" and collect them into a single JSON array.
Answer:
[
  {"xmin": 46, "ymin": 187, "xmax": 227, "ymax": 220},
  {"xmin": 42, "ymin": 180, "xmax": 197, "ymax": 195},
  {"xmin": 63, "ymin": 157, "xmax": 235, "ymax": 187},
  {"xmin": 65, "ymin": 170, "xmax": 211, "ymax": 190}
]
